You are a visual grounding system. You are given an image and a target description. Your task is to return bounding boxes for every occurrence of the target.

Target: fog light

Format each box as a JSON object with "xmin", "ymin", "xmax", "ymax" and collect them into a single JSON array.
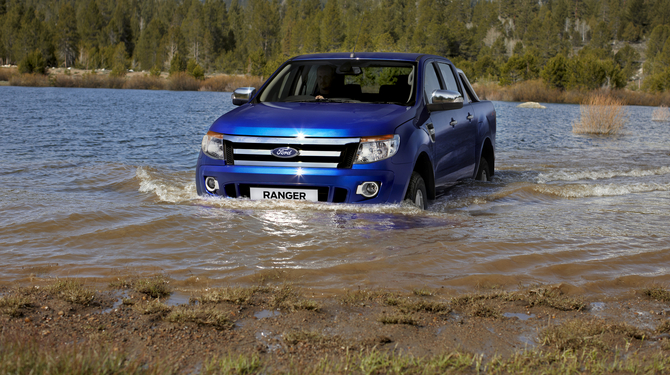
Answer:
[
  {"xmin": 205, "ymin": 176, "xmax": 219, "ymax": 192},
  {"xmin": 356, "ymin": 182, "xmax": 380, "ymax": 198}
]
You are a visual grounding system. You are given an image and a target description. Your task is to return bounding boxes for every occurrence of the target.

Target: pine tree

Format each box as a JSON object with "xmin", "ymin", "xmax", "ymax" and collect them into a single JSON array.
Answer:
[
  {"xmin": 136, "ymin": 18, "xmax": 165, "ymax": 71},
  {"xmin": 56, "ymin": 3, "xmax": 79, "ymax": 68},
  {"xmin": 183, "ymin": 0, "xmax": 204, "ymax": 63},
  {"xmin": 321, "ymin": 0, "xmax": 344, "ymax": 51}
]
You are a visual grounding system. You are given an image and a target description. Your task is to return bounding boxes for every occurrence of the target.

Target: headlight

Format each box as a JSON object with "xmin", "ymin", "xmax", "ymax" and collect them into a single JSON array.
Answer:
[
  {"xmin": 354, "ymin": 134, "xmax": 400, "ymax": 164},
  {"xmin": 201, "ymin": 131, "xmax": 225, "ymax": 159}
]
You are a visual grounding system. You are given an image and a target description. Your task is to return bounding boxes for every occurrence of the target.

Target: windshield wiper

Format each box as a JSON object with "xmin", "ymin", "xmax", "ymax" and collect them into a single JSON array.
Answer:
[
  {"xmin": 291, "ymin": 98, "xmax": 356, "ymax": 103},
  {"xmin": 369, "ymin": 101, "xmax": 403, "ymax": 105}
]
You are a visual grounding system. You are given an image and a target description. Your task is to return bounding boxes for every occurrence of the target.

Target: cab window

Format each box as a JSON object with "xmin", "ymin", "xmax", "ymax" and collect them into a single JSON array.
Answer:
[
  {"xmin": 423, "ymin": 63, "xmax": 441, "ymax": 104},
  {"xmin": 437, "ymin": 63, "xmax": 459, "ymax": 92}
]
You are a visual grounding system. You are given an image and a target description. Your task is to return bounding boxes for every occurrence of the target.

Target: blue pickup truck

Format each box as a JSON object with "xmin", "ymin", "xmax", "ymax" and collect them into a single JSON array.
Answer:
[{"xmin": 196, "ymin": 52, "xmax": 496, "ymax": 209}]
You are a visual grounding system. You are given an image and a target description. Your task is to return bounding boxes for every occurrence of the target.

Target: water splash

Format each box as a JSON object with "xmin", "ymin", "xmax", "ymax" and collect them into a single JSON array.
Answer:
[
  {"xmin": 534, "ymin": 182, "xmax": 670, "ymax": 198},
  {"xmin": 136, "ymin": 166, "xmax": 197, "ymax": 203},
  {"xmin": 537, "ymin": 166, "xmax": 670, "ymax": 184}
]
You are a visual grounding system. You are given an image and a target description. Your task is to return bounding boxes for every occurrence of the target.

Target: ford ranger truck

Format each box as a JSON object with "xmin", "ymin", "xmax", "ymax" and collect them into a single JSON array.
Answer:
[{"xmin": 196, "ymin": 52, "xmax": 496, "ymax": 209}]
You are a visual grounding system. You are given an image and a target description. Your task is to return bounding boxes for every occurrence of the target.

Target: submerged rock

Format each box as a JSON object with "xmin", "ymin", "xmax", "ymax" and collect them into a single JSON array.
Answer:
[{"xmin": 517, "ymin": 102, "xmax": 546, "ymax": 109}]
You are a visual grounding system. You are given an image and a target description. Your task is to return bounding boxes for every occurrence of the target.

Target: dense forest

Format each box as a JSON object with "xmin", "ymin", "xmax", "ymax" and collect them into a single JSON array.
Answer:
[{"xmin": 2, "ymin": 0, "xmax": 670, "ymax": 92}]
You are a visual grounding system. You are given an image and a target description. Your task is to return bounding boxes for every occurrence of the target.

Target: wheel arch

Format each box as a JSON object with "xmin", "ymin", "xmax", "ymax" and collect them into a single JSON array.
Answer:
[
  {"xmin": 479, "ymin": 137, "xmax": 495, "ymax": 177},
  {"xmin": 412, "ymin": 152, "xmax": 435, "ymax": 199}
]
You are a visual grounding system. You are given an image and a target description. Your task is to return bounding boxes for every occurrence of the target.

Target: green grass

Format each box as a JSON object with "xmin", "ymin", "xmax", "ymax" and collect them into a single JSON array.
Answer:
[
  {"xmin": 0, "ymin": 341, "xmax": 174, "ymax": 375},
  {"xmin": 412, "ymin": 287, "xmax": 434, "ymax": 296},
  {"xmin": 202, "ymin": 354, "xmax": 262, "ymax": 375},
  {"xmin": 132, "ymin": 298, "xmax": 171, "ymax": 315},
  {"xmin": 166, "ymin": 306, "xmax": 234, "ymax": 330},
  {"xmin": 541, "ymin": 318, "xmax": 646, "ymax": 351},
  {"xmin": 110, "ymin": 275, "xmax": 172, "ymax": 299},
  {"xmin": 642, "ymin": 287, "xmax": 670, "ymax": 302},
  {"xmin": 450, "ymin": 287, "xmax": 585, "ymax": 312},
  {"xmin": 0, "ymin": 294, "xmax": 32, "ymax": 317},
  {"xmin": 195, "ymin": 286, "xmax": 259, "ymax": 305},
  {"xmin": 657, "ymin": 320, "xmax": 670, "ymax": 334},
  {"xmin": 1, "ymin": 336, "xmax": 669, "ymax": 374},
  {"xmin": 384, "ymin": 296, "xmax": 451, "ymax": 314},
  {"xmin": 48, "ymin": 279, "xmax": 95, "ymax": 305}
]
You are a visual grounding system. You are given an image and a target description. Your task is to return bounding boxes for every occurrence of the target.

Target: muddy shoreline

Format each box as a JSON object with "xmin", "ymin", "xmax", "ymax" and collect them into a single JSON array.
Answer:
[{"xmin": 2, "ymin": 276, "xmax": 670, "ymax": 373}]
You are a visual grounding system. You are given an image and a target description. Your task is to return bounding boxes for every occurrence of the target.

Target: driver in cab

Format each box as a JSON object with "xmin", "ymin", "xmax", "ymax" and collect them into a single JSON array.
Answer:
[{"xmin": 315, "ymin": 65, "xmax": 338, "ymax": 100}]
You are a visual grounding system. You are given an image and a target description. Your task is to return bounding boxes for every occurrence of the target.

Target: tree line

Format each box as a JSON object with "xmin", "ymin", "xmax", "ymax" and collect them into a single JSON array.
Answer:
[{"xmin": 2, "ymin": 0, "xmax": 670, "ymax": 92}]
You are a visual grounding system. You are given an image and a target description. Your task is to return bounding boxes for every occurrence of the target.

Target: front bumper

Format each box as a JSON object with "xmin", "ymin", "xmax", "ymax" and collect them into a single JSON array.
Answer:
[{"xmin": 196, "ymin": 159, "xmax": 411, "ymax": 204}]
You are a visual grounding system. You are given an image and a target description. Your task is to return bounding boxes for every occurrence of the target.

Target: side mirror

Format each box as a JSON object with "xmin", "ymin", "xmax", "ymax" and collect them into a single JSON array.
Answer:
[
  {"xmin": 232, "ymin": 87, "xmax": 256, "ymax": 106},
  {"xmin": 427, "ymin": 90, "xmax": 463, "ymax": 112}
]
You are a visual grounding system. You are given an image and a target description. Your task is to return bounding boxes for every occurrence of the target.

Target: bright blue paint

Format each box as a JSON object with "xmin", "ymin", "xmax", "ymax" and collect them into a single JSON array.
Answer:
[{"xmin": 196, "ymin": 53, "xmax": 496, "ymax": 205}]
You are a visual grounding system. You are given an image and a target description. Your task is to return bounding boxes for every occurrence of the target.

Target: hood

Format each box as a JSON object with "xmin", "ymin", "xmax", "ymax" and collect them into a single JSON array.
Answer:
[{"xmin": 209, "ymin": 102, "xmax": 416, "ymax": 138}]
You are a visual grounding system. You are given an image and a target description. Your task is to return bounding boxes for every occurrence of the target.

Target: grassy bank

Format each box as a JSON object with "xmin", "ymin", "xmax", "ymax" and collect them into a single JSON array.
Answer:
[
  {"xmin": 0, "ymin": 67, "xmax": 262, "ymax": 92},
  {"xmin": 2, "ymin": 275, "xmax": 670, "ymax": 374},
  {"xmin": 4, "ymin": 66, "xmax": 670, "ymax": 107},
  {"xmin": 474, "ymin": 79, "xmax": 670, "ymax": 107}
]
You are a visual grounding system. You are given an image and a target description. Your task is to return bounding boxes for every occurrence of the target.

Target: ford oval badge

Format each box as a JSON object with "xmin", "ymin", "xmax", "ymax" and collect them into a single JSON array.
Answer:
[{"xmin": 271, "ymin": 147, "xmax": 299, "ymax": 158}]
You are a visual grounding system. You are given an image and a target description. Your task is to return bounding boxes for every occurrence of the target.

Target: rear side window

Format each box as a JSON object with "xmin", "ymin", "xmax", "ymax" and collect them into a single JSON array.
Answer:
[
  {"xmin": 459, "ymin": 72, "xmax": 480, "ymax": 102},
  {"xmin": 423, "ymin": 63, "xmax": 441, "ymax": 104}
]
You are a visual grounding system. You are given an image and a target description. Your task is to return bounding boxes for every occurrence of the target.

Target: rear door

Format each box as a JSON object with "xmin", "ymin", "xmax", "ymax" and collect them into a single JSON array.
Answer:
[{"xmin": 427, "ymin": 61, "xmax": 477, "ymax": 184}]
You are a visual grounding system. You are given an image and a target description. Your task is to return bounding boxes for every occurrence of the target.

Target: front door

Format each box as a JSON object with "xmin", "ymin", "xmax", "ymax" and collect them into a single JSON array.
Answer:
[{"xmin": 424, "ymin": 62, "xmax": 477, "ymax": 184}]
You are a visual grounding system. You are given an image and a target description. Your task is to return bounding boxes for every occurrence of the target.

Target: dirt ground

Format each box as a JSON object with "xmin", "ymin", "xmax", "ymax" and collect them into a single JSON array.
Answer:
[{"xmin": 2, "ymin": 277, "xmax": 670, "ymax": 373}]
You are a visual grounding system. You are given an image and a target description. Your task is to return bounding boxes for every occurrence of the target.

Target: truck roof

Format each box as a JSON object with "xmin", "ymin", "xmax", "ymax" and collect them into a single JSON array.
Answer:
[{"xmin": 290, "ymin": 52, "xmax": 448, "ymax": 63}]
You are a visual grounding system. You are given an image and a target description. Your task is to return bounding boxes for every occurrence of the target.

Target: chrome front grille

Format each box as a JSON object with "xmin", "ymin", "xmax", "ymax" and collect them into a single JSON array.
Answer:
[{"xmin": 223, "ymin": 135, "xmax": 360, "ymax": 168}]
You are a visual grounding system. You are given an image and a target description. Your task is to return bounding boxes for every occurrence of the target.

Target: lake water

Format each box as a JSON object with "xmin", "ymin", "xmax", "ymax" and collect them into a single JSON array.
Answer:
[{"xmin": 1, "ymin": 86, "xmax": 669, "ymax": 294}]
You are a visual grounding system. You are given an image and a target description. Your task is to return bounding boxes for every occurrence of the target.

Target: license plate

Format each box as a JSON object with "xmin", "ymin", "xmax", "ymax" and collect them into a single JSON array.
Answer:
[{"xmin": 250, "ymin": 187, "xmax": 318, "ymax": 201}]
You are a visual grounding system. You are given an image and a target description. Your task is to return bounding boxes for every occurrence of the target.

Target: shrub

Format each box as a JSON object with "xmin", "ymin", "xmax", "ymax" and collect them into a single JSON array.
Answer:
[
  {"xmin": 123, "ymin": 75, "xmax": 166, "ymax": 90},
  {"xmin": 9, "ymin": 74, "xmax": 50, "ymax": 87},
  {"xmin": 191, "ymin": 64, "xmax": 205, "ymax": 80},
  {"xmin": 0, "ymin": 67, "xmax": 18, "ymax": 81},
  {"xmin": 573, "ymin": 94, "xmax": 628, "ymax": 135},
  {"xmin": 149, "ymin": 65, "xmax": 162, "ymax": 77},
  {"xmin": 18, "ymin": 50, "xmax": 47, "ymax": 75},
  {"xmin": 200, "ymin": 75, "xmax": 264, "ymax": 92},
  {"xmin": 168, "ymin": 72, "xmax": 201, "ymax": 91},
  {"xmin": 169, "ymin": 52, "xmax": 186, "ymax": 75},
  {"xmin": 187, "ymin": 59, "xmax": 205, "ymax": 80}
]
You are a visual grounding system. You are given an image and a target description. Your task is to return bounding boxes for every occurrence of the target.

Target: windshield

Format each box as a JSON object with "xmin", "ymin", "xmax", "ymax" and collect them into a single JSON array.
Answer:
[{"xmin": 258, "ymin": 60, "xmax": 416, "ymax": 105}]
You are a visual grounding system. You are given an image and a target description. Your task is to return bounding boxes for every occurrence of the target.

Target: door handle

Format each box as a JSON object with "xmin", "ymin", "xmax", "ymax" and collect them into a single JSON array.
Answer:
[
  {"xmin": 450, "ymin": 119, "xmax": 457, "ymax": 127},
  {"xmin": 467, "ymin": 113, "xmax": 474, "ymax": 120}
]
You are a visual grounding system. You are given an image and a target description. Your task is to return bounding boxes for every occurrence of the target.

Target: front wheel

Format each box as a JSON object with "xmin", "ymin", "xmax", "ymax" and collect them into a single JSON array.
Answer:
[
  {"xmin": 475, "ymin": 157, "xmax": 490, "ymax": 182},
  {"xmin": 405, "ymin": 171, "xmax": 428, "ymax": 209}
]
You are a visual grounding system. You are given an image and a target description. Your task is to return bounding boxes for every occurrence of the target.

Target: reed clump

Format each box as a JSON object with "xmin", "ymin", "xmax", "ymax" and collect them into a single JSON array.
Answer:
[
  {"xmin": 168, "ymin": 72, "xmax": 201, "ymax": 91},
  {"xmin": 194, "ymin": 286, "xmax": 260, "ymax": 305},
  {"xmin": 166, "ymin": 305, "xmax": 234, "ymax": 329},
  {"xmin": 47, "ymin": 279, "xmax": 95, "ymax": 305},
  {"xmin": 652, "ymin": 105, "xmax": 670, "ymax": 122},
  {"xmin": 0, "ymin": 341, "xmax": 173, "ymax": 375},
  {"xmin": 0, "ymin": 294, "xmax": 32, "ymax": 317},
  {"xmin": 474, "ymin": 80, "xmax": 670, "ymax": 107},
  {"xmin": 50, "ymin": 73, "xmax": 125, "ymax": 89},
  {"xmin": 541, "ymin": 318, "xmax": 646, "ymax": 351},
  {"xmin": 109, "ymin": 275, "xmax": 172, "ymax": 298},
  {"xmin": 200, "ymin": 74, "xmax": 264, "ymax": 92},
  {"xmin": 9, "ymin": 73, "xmax": 50, "ymax": 87},
  {"xmin": 573, "ymin": 94, "xmax": 628, "ymax": 135},
  {"xmin": 0, "ymin": 67, "xmax": 18, "ymax": 81},
  {"xmin": 123, "ymin": 75, "xmax": 167, "ymax": 90},
  {"xmin": 642, "ymin": 286, "xmax": 670, "ymax": 302}
]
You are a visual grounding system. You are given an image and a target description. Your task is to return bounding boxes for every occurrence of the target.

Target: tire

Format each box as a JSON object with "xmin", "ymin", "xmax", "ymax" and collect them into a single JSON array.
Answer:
[
  {"xmin": 475, "ymin": 157, "xmax": 490, "ymax": 182},
  {"xmin": 405, "ymin": 171, "xmax": 428, "ymax": 209}
]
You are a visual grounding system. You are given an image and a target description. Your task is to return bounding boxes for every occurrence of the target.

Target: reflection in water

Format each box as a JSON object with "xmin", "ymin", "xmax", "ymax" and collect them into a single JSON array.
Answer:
[{"xmin": 1, "ymin": 87, "xmax": 670, "ymax": 294}]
